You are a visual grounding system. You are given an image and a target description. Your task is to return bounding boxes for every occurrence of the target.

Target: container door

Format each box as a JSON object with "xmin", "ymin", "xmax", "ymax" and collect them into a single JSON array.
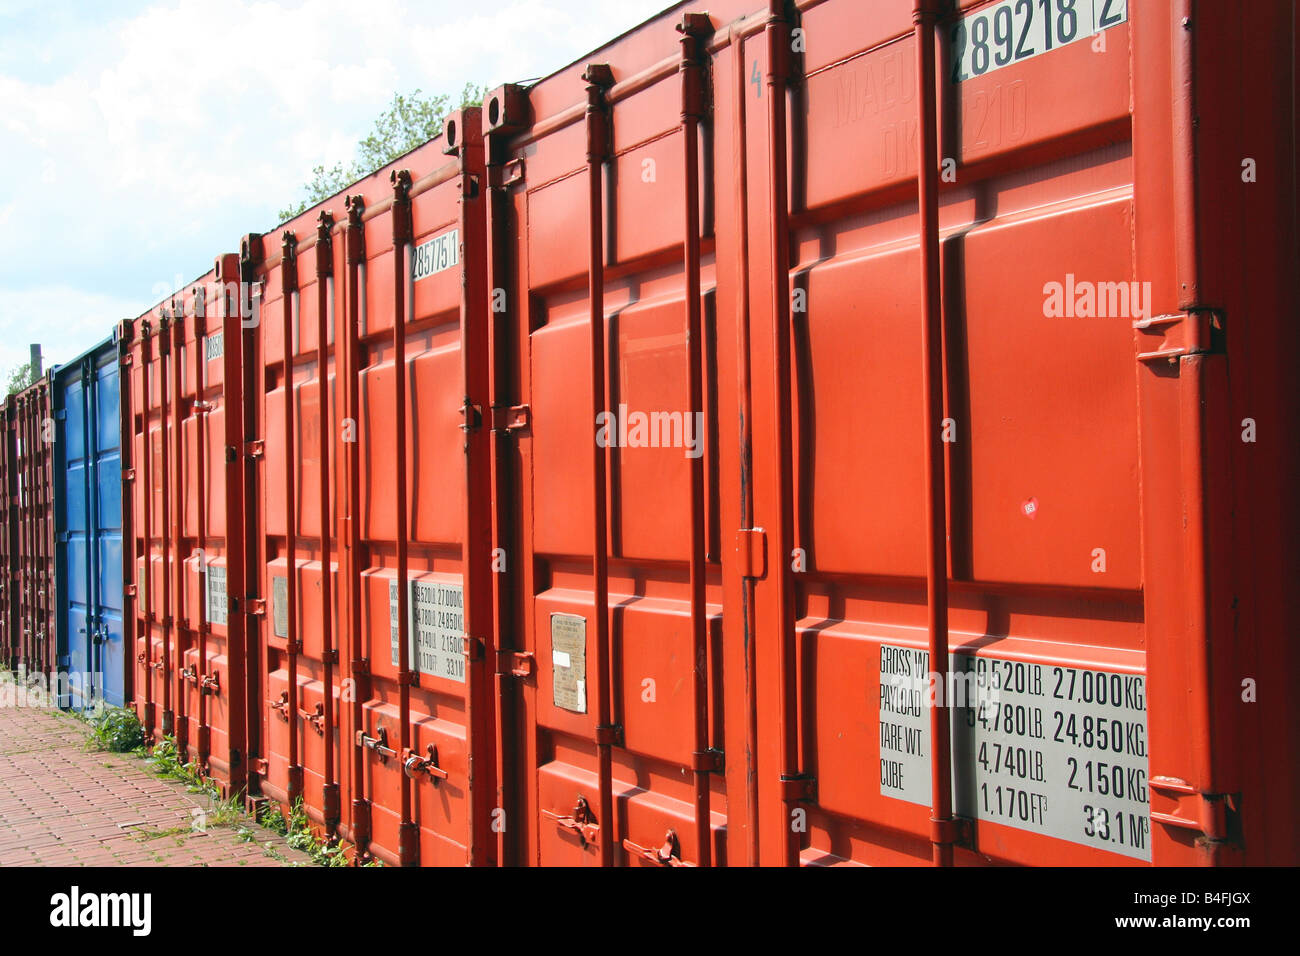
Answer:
[
  {"xmin": 734, "ymin": 0, "xmax": 1150, "ymax": 866},
  {"xmin": 486, "ymin": 34, "xmax": 727, "ymax": 867},
  {"xmin": 57, "ymin": 367, "xmax": 95, "ymax": 709},
  {"xmin": 93, "ymin": 353, "xmax": 125, "ymax": 707}
]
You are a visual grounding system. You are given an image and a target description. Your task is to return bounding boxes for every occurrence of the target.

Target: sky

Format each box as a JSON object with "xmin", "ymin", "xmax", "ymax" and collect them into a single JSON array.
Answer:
[{"xmin": 0, "ymin": 0, "xmax": 671, "ymax": 375}]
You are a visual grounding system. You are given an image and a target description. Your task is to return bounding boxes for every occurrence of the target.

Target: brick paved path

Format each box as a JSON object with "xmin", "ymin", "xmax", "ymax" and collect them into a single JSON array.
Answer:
[{"xmin": 0, "ymin": 697, "xmax": 313, "ymax": 867}]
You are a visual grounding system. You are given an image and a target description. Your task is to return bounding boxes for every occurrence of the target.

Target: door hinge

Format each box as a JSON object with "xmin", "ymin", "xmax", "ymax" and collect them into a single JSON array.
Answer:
[
  {"xmin": 779, "ymin": 772, "xmax": 816, "ymax": 803},
  {"xmin": 1149, "ymin": 776, "xmax": 1241, "ymax": 844},
  {"xmin": 244, "ymin": 439, "xmax": 265, "ymax": 460},
  {"xmin": 122, "ymin": 468, "xmax": 136, "ymax": 482},
  {"xmin": 1135, "ymin": 310, "xmax": 1225, "ymax": 364},
  {"xmin": 246, "ymin": 598, "xmax": 267, "ymax": 616},
  {"xmin": 491, "ymin": 158, "xmax": 526, "ymax": 189},
  {"xmin": 499, "ymin": 649, "xmax": 535, "ymax": 679},
  {"xmin": 491, "ymin": 404, "xmax": 530, "ymax": 436},
  {"xmin": 691, "ymin": 748, "xmax": 725, "ymax": 773},
  {"xmin": 459, "ymin": 399, "xmax": 483, "ymax": 433},
  {"xmin": 736, "ymin": 528, "xmax": 767, "ymax": 579}
]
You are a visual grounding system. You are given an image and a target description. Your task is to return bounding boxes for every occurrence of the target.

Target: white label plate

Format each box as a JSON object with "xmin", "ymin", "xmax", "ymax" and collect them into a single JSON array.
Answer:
[
  {"xmin": 550, "ymin": 613, "xmax": 587, "ymax": 714},
  {"xmin": 207, "ymin": 565, "xmax": 227, "ymax": 627},
  {"xmin": 388, "ymin": 577, "xmax": 466, "ymax": 683},
  {"xmin": 271, "ymin": 576, "xmax": 288, "ymax": 638},
  {"xmin": 950, "ymin": 0, "xmax": 1128, "ymax": 83},
  {"xmin": 878, "ymin": 644, "xmax": 1150, "ymax": 860},
  {"xmin": 412, "ymin": 229, "xmax": 459, "ymax": 281}
]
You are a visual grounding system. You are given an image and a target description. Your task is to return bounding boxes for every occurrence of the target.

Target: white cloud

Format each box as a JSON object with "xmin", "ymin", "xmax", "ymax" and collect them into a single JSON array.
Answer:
[
  {"xmin": 0, "ymin": 286, "xmax": 149, "ymax": 373},
  {"xmin": 0, "ymin": 0, "xmax": 669, "ymax": 357}
]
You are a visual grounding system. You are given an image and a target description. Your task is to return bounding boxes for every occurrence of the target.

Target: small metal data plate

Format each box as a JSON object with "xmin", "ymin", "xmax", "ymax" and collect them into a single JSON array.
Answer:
[
  {"xmin": 207, "ymin": 565, "xmax": 228, "ymax": 626},
  {"xmin": 550, "ymin": 613, "xmax": 587, "ymax": 714},
  {"xmin": 271, "ymin": 576, "xmax": 288, "ymax": 638}
]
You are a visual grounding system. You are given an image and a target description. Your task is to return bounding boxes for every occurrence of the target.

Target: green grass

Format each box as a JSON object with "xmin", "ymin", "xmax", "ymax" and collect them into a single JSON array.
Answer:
[{"xmin": 282, "ymin": 798, "xmax": 349, "ymax": 868}]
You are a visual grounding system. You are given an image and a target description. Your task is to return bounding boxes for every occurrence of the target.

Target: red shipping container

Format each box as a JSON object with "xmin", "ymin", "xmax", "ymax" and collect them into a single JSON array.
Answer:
[
  {"xmin": 122, "ymin": 255, "xmax": 251, "ymax": 792},
  {"xmin": 3, "ymin": 381, "xmax": 56, "ymax": 680},
  {"xmin": 239, "ymin": 113, "xmax": 494, "ymax": 864},
  {"xmin": 105, "ymin": 0, "xmax": 1299, "ymax": 868},
  {"xmin": 476, "ymin": 0, "xmax": 1298, "ymax": 866}
]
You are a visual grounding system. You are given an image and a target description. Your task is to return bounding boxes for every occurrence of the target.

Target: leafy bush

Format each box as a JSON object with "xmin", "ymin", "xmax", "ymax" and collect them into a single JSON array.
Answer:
[{"xmin": 87, "ymin": 706, "xmax": 145, "ymax": 753}]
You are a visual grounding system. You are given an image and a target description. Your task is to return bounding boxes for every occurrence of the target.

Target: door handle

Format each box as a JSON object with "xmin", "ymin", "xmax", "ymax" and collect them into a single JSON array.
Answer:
[{"xmin": 623, "ymin": 829, "xmax": 694, "ymax": 867}]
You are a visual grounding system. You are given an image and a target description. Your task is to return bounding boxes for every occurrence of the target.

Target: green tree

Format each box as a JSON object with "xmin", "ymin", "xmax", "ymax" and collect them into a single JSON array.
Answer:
[
  {"xmin": 278, "ymin": 83, "xmax": 486, "ymax": 222},
  {"xmin": 5, "ymin": 361, "xmax": 35, "ymax": 397}
]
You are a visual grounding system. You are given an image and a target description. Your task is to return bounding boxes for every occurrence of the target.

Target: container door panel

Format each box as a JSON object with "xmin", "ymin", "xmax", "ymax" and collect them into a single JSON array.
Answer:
[{"xmin": 94, "ymin": 357, "xmax": 125, "ymax": 706}]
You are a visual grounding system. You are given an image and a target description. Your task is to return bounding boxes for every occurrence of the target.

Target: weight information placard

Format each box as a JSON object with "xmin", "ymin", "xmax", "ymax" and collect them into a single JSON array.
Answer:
[
  {"xmin": 206, "ymin": 565, "xmax": 227, "ymax": 627},
  {"xmin": 271, "ymin": 576, "xmax": 288, "ymax": 639},
  {"xmin": 878, "ymin": 645, "xmax": 1150, "ymax": 860},
  {"xmin": 950, "ymin": 0, "xmax": 1128, "ymax": 83},
  {"xmin": 388, "ymin": 577, "xmax": 466, "ymax": 683}
]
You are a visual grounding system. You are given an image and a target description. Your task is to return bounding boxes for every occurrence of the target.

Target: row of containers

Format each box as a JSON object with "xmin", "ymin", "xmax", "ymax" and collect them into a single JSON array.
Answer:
[
  {"xmin": 3, "ymin": 0, "xmax": 1298, "ymax": 866},
  {"xmin": 2, "ymin": 348, "xmax": 124, "ymax": 710}
]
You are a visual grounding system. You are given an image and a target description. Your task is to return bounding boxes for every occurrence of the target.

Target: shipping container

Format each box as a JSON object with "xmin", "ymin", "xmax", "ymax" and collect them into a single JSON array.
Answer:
[
  {"xmin": 51, "ymin": 337, "xmax": 126, "ymax": 709},
  {"xmin": 236, "ymin": 113, "xmax": 495, "ymax": 864},
  {"xmin": 121, "ymin": 256, "xmax": 252, "ymax": 792},
  {"xmin": 97, "ymin": 0, "xmax": 1298, "ymax": 868},
  {"xmin": 1, "ymin": 396, "xmax": 17, "ymax": 671},
  {"xmin": 474, "ymin": 0, "xmax": 1298, "ymax": 866},
  {"xmin": 3, "ymin": 379, "xmax": 57, "ymax": 680}
]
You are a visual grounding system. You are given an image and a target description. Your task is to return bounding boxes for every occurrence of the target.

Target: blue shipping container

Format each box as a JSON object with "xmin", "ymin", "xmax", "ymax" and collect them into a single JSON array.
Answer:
[{"xmin": 52, "ymin": 337, "xmax": 124, "ymax": 709}]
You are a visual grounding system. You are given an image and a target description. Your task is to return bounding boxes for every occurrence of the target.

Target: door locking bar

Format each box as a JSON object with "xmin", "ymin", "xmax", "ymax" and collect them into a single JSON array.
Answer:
[
  {"xmin": 542, "ymin": 795, "xmax": 600, "ymax": 847},
  {"xmin": 356, "ymin": 725, "xmax": 396, "ymax": 760},
  {"xmin": 623, "ymin": 829, "xmax": 694, "ymax": 867}
]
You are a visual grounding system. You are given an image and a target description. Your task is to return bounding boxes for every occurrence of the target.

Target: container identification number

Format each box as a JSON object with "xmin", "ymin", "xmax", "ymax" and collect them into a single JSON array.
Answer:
[
  {"xmin": 950, "ymin": 0, "xmax": 1128, "ymax": 83},
  {"xmin": 411, "ymin": 229, "xmax": 459, "ymax": 281}
]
